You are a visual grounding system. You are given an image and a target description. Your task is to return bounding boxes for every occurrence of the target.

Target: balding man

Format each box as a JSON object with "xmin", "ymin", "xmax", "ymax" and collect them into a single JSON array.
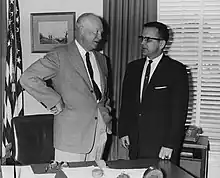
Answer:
[{"xmin": 20, "ymin": 13, "xmax": 112, "ymax": 162}]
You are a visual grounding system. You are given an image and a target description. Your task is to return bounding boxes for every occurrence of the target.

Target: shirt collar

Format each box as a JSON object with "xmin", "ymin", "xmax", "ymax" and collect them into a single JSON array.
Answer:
[
  {"xmin": 147, "ymin": 53, "xmax": 163, "ymax": 63},
  {"xmin": 75, "ymin": 39, "xmax": 88, "ymax": 57}
]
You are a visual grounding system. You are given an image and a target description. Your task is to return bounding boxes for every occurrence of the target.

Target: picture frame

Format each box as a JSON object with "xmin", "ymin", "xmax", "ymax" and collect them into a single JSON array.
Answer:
[{"xmin": 30, "ymin": 12, "xmax": 75, "ymax": 53}]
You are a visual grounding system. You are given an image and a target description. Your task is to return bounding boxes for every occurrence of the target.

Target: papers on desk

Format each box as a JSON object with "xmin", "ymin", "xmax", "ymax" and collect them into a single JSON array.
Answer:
[
  {"xmin": 100, "ymin": 167, "xmax": 147, "ymax": 177},
  {"xmin": 2, "ymin": 165, "xmax": 147, "ymax": 178},
  {"xmin": 62, "ymin": 166, "xmax": 147, "ymax": 178},
  {"xmin": 34, "ymin": 174, "xmax": 56, "ymax": 178},
  {"xmin": 1, "ymin": 165, "xmax": 35, "ymax": 178}
]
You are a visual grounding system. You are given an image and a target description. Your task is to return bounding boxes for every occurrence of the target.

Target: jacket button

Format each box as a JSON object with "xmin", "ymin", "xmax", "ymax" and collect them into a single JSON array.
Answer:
[
  {"xmin": 138, "ymin": 113, "xmax": 142, "ymax": 117},
  {"xmin": 95, "ymin": 117, "xmax": 97, "ymax": 120}
]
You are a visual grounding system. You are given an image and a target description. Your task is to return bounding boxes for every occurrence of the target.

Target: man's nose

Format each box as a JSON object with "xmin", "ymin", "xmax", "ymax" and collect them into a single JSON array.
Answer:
[
  {"xmin": 141, "ymin": 40, "xmax": 146, "ymax": 45},
  {"xmin": 96, "ymin": 32, "xmax": 102, "ymax": 40}
]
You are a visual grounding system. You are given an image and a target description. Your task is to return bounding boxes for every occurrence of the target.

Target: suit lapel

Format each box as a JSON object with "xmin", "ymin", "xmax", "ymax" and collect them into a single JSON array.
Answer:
[
  {"xmin": 142, "ymin": 55, "xmax": 167, "ymax": 97},
  {"xmin": 67, "ymin": 42, "xmax": 93, "ymax": 90},
  {"xmin": 148, "ymin": 55, "xmax": 167, "ymax": 86},
  {"xmin": 137, "ymin": 58, "xmax": 146, "ymax": 103}
]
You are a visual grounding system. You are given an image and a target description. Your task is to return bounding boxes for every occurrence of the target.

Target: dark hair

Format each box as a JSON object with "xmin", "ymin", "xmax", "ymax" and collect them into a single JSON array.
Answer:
[{"xmin": 143, "ymin": 21, "xmax": 169, "ymax": 42}]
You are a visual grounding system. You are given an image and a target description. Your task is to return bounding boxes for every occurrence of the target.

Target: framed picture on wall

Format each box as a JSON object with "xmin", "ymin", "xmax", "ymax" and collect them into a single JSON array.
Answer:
[{"xmin": 30, "ymin": 12, "xmax": 75, "ymax": 53}]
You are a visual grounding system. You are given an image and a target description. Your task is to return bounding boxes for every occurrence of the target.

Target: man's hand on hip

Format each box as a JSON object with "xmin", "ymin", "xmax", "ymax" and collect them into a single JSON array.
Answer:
[
  {"xmin": 50, "ymin": 101, "xmax": 63, "ymax": 115},
  {"xmin": 121, "ymin": 136, "xmax": 130, "ymax": 149}
]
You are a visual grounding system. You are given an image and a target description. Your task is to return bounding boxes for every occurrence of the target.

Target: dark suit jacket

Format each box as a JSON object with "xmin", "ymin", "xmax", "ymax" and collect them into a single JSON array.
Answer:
[
  {"xmin": 20, "ymin": 41, "xmax": 112, "ymax": 154},
  {"xmin": 118, "ymin": 54, "xmax": 189, "ymax": 164}
]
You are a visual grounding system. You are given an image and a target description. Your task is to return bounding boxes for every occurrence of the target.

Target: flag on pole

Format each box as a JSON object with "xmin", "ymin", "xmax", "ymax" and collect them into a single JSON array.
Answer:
[{"xmin": 2, "ymin": 0, "xmax": 24, "ymax": 162}]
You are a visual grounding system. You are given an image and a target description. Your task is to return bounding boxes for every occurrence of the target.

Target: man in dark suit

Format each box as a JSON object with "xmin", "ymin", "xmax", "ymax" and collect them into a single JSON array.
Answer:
[
  {"xmin": 118, "ymin": 21, "xmax": 189, "ymax": 165},
  {"xmin": 20, "ymin": 13, "xmax": 112, "ymax": 162}
]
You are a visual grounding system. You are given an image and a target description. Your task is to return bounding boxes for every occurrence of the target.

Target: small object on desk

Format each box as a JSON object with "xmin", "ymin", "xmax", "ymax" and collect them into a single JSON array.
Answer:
[
  {"xmin": 95, "ymin": 159, "xmax": 108, "ymax": 169},
  {"xmin": 116, "ymin": 172, "xmax": 130, "ymax": 178},
  {"xmin": 92, "ymin": 168, "xmax": 104, "ymax": 178},
  {"xmin": 142, "ymin": 166, "xmax": 164, "ymax": 178},
  {"xmin": 45, "ymin": 160, "xmax": 69, "ymax": 173}
]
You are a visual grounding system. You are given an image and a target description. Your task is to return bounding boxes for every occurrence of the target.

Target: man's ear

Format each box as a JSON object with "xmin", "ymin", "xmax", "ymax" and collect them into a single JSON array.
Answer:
[{"xmin": 159, "ymin": 40, "xmax": 166, "ymax": 50}]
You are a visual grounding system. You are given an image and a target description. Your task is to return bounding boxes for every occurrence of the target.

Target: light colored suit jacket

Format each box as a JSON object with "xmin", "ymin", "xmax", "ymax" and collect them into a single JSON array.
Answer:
[{"xmin": 20, "ymin": 41, "xmax": 112, "ymax": 154}]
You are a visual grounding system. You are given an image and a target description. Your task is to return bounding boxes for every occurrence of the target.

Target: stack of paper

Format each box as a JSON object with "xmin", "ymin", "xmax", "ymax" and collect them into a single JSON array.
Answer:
[
  {"xmin": 1, "ymin": 165, "xmax": 35, "ymax": 178},
  {"xmin": 34, "ymin": 173, "xmax": 56, "ymax": 178},
  {"xmin": 2, "ymin": 165, "xmax": 148, "ymax": 178},
  {"xmin": 62, "ymin": 166, "xmax": 147, "ymax": 178}
]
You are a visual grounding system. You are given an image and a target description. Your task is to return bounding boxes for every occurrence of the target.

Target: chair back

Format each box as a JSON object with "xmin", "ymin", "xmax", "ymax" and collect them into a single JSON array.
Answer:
[{"xmin": 11, "ymin": 114, "xmax": 54, "ymax": 165}]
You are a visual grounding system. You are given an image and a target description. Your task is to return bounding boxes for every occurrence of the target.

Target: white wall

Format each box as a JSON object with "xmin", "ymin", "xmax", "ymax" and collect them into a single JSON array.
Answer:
[
  {"xmin": 208, "ymin": 153, "xmax": 220, "ymax": 178},
  {"xmin": 19, "ymin": 0, "xmax": 103, "ymax": 115}
]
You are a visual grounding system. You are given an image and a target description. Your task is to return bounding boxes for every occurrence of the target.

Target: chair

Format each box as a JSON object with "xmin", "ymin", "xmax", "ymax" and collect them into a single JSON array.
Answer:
[{"xmin": 11, "ymin": 114, "xmax": 54, "ymax": 165}]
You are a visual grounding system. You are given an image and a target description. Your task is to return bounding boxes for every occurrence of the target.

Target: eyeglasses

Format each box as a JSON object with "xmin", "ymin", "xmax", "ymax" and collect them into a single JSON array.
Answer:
[{"xmin": 138, "ymin": 36, "xmax": 163, "ymax": 42}]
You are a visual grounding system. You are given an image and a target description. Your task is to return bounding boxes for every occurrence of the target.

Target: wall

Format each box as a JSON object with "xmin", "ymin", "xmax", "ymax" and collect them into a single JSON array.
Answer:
[
  {"xmin": 208, "ymin": 153, "xmax": 220, "ymax": 178},
  {"xmin": 19, "ymin": 0, "xmax": 103, "ymax": 115}
]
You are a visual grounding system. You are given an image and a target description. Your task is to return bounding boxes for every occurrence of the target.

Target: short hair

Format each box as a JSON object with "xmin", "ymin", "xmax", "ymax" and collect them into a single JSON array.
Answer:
[
  {"xmin": 76, "ymin": 13, "xmax": 100, "ymax": 27},
  {"xmin": 143, "ymin": 21, "xmax": 169, "ymax": 42}
]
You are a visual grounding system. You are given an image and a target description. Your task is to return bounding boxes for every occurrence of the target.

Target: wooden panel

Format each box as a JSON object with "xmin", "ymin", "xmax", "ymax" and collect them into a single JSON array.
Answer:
[{"xmin": 180, "ymin": 158, "xmax": 201, "ymax": 178}]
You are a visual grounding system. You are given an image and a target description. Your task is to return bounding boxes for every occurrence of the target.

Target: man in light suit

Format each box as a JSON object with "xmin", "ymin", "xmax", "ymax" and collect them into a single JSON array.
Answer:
[
  {"xmin": 20, "ymin": 13, "xmax": 112, "ymax": 162},
  {"xmin": 118, "ymin": 21, "xmax": 189, "ymax": 165}
]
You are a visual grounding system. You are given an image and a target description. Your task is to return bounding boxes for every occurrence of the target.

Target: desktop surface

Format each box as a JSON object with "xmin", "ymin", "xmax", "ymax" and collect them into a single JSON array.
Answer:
[{"xmin": 31, "ymin": 159, "xmax": 194, "ymax": 178}]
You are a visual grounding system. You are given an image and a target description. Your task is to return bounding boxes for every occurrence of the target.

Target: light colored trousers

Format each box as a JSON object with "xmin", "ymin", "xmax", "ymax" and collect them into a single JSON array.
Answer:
[{"xmin": 55, "ymin": 109, "xmax": 107, "ymax": 162}]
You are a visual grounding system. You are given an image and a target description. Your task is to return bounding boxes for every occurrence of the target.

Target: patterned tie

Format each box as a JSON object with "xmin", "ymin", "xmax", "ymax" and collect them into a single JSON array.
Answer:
[{"xmin": 85, "ymin": 52, "xmax": 102, "ymax": 101}]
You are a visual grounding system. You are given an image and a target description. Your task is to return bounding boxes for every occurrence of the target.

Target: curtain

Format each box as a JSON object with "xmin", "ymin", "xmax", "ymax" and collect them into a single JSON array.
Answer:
[{"xmin": 103, "ymin": 0, "xmax": 157, "ymax": 160}]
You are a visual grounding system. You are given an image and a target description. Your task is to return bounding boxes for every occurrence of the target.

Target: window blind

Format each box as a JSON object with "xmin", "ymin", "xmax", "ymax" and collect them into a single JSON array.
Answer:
[{"xmin": 158, "ymin": 0, "xmax": 220, "ymax": 156}]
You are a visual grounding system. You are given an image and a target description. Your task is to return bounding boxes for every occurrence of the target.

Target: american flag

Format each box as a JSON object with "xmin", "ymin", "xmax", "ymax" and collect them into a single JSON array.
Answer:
[{"xmin": 2, "ymin": 0, "xmax": 24, "ymax": 161}]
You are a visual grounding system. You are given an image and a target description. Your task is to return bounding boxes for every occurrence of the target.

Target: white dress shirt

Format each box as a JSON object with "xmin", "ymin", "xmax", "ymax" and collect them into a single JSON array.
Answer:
[
  {"xmin": 75, "ymin": 39, "xmax": 102, "ymax": 94},
  {"xmin": 140, "ymin": 53, "xmax": 163, "ymax": 101}
]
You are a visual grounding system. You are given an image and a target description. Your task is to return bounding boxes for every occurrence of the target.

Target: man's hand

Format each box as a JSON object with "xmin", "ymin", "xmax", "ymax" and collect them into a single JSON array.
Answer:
[
  {"xmin": 50, "ymin": 102, "xmax": 63, "ymax": 115},
  {"xmin": 159, "ymin": 146, "xmax": 173, "ymax": 160},
  {"xmin": 121, "ymin": 136, "xmax": 130, "ymax": 149}
]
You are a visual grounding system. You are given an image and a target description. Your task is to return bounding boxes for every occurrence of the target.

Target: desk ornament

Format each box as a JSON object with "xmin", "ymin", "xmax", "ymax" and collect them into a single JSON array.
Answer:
[
  {"xmin": 44, "ymin": 161, "xmax": 69, "ymax": 178},
  {"xmin": 45, "ymin": 160, "xmax": 69, "ymax": 173},
  {"xmin": 116, "ymin": 172, "xmax": 130, "ymax": 178},
  {"xmin": 142, "ymin": 166, "xmax": 164, "ymax": 178},
  {"xmin": 92, "ymin": 160, "xmax": 107, "ymax": 178},
  {"xmin": 92, "ymin": 168, "xmax": 104, "ymax": 178}
]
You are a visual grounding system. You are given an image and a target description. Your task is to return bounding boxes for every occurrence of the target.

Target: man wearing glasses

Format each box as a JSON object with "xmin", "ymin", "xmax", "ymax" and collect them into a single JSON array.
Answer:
[{"xmin": 118, "ymin": 21, "xmax": 189, "ymax": 165}]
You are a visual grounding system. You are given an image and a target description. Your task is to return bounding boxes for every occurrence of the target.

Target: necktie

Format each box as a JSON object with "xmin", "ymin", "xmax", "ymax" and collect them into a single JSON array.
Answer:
[
  {"xmin": 143, "ymin": 59, "xmax": 153, "ymax": 89},
  {"xmin": 85, "ymin": 52, "xmax": 102, "ymax": 101}
]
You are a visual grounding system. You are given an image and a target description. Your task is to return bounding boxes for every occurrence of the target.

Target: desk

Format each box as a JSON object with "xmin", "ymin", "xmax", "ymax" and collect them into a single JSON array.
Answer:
[
  {"xmin": 31, "ymin": 159, "xmax": 194, "ymax": 178},
  {"xmin": 181, "ymin": 136, "xmax": 209, "ymax": 178}
]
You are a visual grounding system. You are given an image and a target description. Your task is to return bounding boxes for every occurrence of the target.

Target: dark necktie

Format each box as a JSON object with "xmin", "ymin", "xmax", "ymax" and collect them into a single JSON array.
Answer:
[
  {"xmin": 85, "ymin": 52, "xmax": 102, "ymax": 101},
  {"xmin": 143, "ymin": 59, "xmax": 153, "ymax": 89}
]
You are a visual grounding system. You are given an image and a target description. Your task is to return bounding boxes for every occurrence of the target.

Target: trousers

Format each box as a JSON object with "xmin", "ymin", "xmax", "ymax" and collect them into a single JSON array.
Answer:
[{"xmin": 55, "ymin": 109, "xmax": 107, "ymax": 162}]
